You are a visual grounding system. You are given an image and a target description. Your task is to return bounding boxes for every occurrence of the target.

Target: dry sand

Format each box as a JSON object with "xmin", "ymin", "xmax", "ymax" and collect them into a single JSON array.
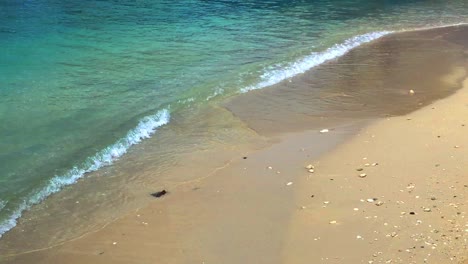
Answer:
[{"xmin": 283, "ymin": 70, "xmax": 468, "ymax": 264}]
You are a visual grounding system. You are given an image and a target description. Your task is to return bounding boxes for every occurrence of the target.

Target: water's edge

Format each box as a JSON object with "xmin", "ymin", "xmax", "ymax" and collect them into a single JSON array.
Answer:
[{"xmin": 1, "ymin": 23, "xmax": 466, "ymax": 239}]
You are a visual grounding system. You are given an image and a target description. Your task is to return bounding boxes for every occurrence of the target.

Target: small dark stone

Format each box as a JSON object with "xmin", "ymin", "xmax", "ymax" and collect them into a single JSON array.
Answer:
[
  {"xmin": 409, "ymin": 211, "xmax": 415, "ymax": 215},
  {"xmin": 243, "ymin": 156, "xmax": 247, "ymax": 159},
  {"xmin": 311, "ymin": 195, "xmax": 315, "ymax": 198},
  {"xmin": 99, "ymin": 252, "xmax": 105, "ymax": 255},
  {"xmin": 151, "ymin": 190, "xmax": 167, "ymax": 198}
]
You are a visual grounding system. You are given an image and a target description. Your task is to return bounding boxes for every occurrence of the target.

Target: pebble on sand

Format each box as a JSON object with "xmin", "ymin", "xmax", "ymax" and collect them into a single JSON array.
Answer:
[{"xmin": 409, "ymin": 89, "xmax": 415, "ymax": 94}]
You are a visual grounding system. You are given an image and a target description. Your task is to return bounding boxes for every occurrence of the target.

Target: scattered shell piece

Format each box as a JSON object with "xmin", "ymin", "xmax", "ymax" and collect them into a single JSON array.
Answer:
[
  {"xmin": 356, "ymin": 235, "xmax": 363, "ymax": 239},
  {"xmin": 267, "ymin": 166, "xmax": 273, "ymax": 170},
  {"xmin": 112, "ymin": 242, "xmax": 117, "ymax": 245},
  {"xmin": 359, "ymin": 173, "xmax": 367, "ymax": 178},
  {"xmin": 320, "ymin": 129, "xmax": 329, "ymax": 133},
  {"xmin": 329, "ymin": 220, "xmax": 337, "ymax": 224},
  {"xmin": 375, "ymin": 201, "xmax": 384, "ymax": 206},
  {"xmin": 364, "ymin": 163, "xmax": 371, "ymax": 167},
  {"xmin": 424, "ymin": 208, "xmax": 432, "ymax": 212},
  {"xmin": 308, "ymin": 169, "xmax": 315, "ymax": 173},
  {"xmin": 371, "ymin": 162, "xmax": 378, "ymax": 166},
  {"xmin": 286, "ymin": 182, "xmax": 293, "ymax": 186},
  {"xmin": 367, "ymin": 198, "xmax": 375, "ymax": 203},
  {"xmin": 323, "ymin": 201, "xmax": 330, "ymax": 204},
  {"xmin": 409, "ymin": 89, "xmax": 415, "ymax": 94},
  {"xmin": 306, "ymin": 164, "xmax": 314, "ymax": 169},
  {"xmin": 353, "ymin": 208, "xmax": 359, "ymax": 211}
]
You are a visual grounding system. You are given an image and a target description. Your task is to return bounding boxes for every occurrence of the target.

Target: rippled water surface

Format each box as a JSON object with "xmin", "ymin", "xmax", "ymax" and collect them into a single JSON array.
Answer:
[{"xmin": 0, "ymin": 0, "xmax": 467, "ymax": 236}]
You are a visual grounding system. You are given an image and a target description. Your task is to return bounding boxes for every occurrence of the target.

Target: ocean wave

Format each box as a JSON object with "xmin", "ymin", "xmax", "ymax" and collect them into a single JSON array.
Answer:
[
  {"xmin": 0, "ymin": 108, "xmax": 170, "ymax": 238},
  {"xmin": 241, "ymin": 31, "xmax": 391, "ymax": 93}
]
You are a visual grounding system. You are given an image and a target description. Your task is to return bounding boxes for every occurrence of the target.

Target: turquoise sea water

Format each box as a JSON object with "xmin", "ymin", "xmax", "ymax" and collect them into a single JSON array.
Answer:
[{"xmin": 0, "ymin": 0, "xmax": 467, "ymax": 237}]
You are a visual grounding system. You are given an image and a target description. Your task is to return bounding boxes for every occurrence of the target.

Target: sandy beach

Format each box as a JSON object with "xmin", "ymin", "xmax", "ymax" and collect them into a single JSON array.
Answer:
[{"xmin": 1, "ymin": 26, "xmax": 467, "ymax": 264}]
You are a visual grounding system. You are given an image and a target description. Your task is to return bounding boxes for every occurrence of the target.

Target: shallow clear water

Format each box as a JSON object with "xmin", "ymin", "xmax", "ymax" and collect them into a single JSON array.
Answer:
[{"xmin": 0, "ymin": 0, "xmax": 467, "ymax": 237}]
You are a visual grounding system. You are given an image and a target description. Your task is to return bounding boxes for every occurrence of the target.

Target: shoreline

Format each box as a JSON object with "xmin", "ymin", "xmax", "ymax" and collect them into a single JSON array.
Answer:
[
  {"xmin": 2, "ymin": 22, "xmax": 466, "ymax": 241},
  {"xmin": 1, "ymin": 24, "xmax": 468, "ymax": 263}
]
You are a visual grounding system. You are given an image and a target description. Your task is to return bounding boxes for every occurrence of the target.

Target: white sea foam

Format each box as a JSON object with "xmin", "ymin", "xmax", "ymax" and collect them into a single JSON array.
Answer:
[
  {"xmin": 0, "ymin": 108, "xmax": 170, "ymax": 238},
  {"xmin": 0, "ymin": 31, "xmax": 394, "ymax": 238},
  {"xmin": 241, "ymin": 31, "xmax": 391, "ymax": 93},
  {"xmin": 206, "ymin": 87, "xmax": 224, "ymax": 101}
]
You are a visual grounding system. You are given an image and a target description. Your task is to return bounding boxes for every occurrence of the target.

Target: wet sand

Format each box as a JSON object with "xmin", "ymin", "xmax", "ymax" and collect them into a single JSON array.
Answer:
[{"xmin": 1, "ymin": 25, "xmax": 467, "ymax": 263}]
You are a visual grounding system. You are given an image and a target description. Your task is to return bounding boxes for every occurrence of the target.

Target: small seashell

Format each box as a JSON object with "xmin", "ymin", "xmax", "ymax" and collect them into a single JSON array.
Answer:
[
  {"xmin": 306, "ymin": 164, "xmax": 314, "ymax": 169},
  {"xmin": 286, "ymin": 182, "xmax": 293, "ymax": 186},
  {"xmin": 308, "ymin": 169, "xmax": 315, "ymax": 173},
  {"xmin": 329, "ymin": 220, "xmax": 337, "ymax": 224},
  {"xmin": 359, "ymin": 173, "xmax": 367, "ymax": 178},
  {"xmin": 319, "ymin": 129, "xmax": 329, "ymax": 133}
]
